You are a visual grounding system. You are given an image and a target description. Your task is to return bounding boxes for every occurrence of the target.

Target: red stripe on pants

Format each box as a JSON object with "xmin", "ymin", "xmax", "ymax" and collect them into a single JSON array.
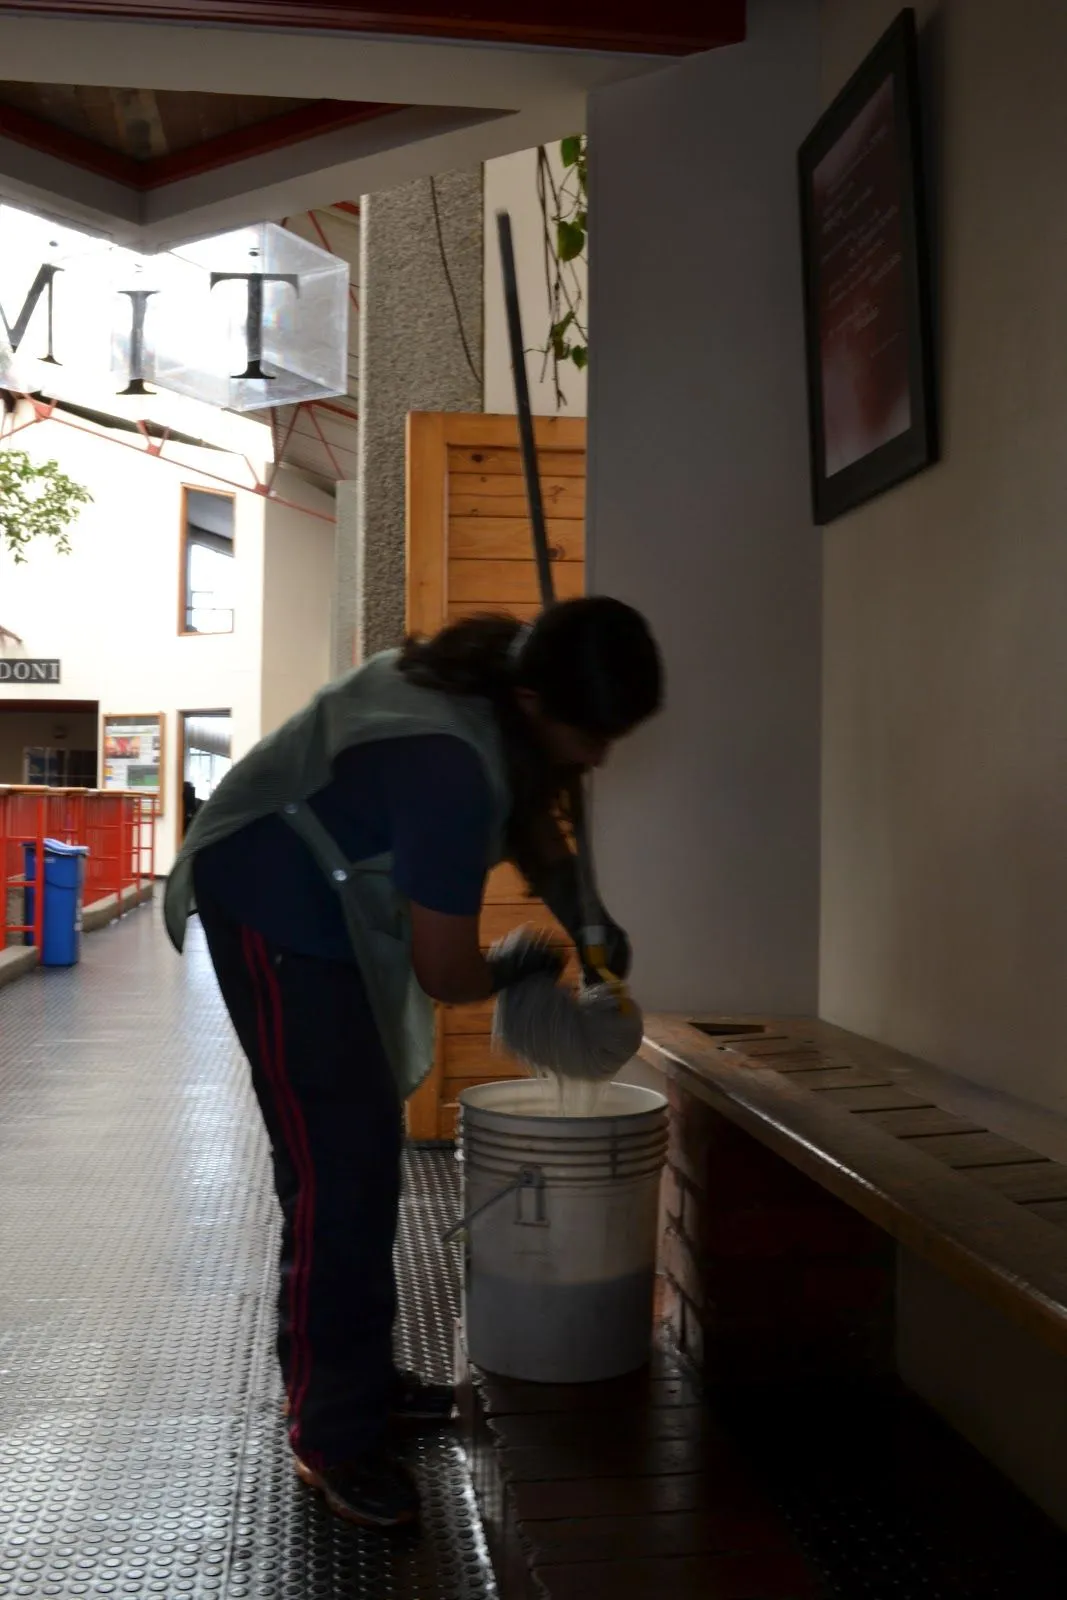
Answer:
[{"xmin": 242, "ymin": 928, "xmax": 319, "ymax": 1463}]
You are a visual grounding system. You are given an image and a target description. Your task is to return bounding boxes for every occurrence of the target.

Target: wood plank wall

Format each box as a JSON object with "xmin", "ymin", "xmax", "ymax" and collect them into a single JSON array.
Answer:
[{"xmin": 405, "ymin": 412, "xmax": 586, "ymax": 1139}]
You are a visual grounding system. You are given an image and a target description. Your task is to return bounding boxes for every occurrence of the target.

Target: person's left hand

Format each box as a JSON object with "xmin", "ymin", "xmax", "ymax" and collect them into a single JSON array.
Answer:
[
  {"xmin": 531, "ymin": 856, "xmax": 633, "ymax": 986},
  {"xmin": 581, "ymin": 915, "xmax": 631, "ymax": 987}
]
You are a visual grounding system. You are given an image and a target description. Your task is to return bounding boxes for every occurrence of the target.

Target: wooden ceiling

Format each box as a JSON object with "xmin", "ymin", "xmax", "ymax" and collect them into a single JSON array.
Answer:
[
  {"xmin": 0, "ymin": 85, "xmax": 398, "ymax": 188},
  {"xmin": 0, "ymin": 1, "xmax": 746, "ymax": 54},
  {"xmin": 0, "ymin": 83, "xmax": 310, "ymax": 161}
]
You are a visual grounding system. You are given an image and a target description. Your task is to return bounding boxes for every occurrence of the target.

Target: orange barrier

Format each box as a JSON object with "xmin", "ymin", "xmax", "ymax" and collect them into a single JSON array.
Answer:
[{"xmin": 0, "ymin": 787, "xmax": 156, "ymax": 952}]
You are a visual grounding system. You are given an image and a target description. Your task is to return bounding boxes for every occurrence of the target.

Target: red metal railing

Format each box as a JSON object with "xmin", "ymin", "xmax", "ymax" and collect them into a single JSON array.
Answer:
[{"xmin": 0, "ymin": 787, "xmax": 156, "ymax": 953}]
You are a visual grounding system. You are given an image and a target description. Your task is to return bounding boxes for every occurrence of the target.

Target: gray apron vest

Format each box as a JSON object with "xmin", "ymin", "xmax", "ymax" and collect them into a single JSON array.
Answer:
[{"xmin": 164, "ymin": 651, "xmax": 511, "ymax": 1099}]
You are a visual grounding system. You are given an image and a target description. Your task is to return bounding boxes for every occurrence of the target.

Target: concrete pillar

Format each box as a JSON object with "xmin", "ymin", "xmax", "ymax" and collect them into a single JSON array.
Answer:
[
  {"xmin": 332, "ymin": 479, "xmax": 358, "ymax": 677},
  {"xmin": 353, "ymin": 170, "xmax": 483, "ymax": 661}
]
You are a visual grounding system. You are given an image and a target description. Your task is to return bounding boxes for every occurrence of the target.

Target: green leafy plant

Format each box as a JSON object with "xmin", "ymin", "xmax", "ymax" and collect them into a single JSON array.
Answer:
[
  {"xmin": 536, "ymin": 134, "xmax": 589, "ymax": 408},
  {"xmin": 0, "ymin": 447, "xmax": 91, "ymax": 563},
  {"xmin": 0, "ymin": 445, "xmax": 91, "ymax": 644}
]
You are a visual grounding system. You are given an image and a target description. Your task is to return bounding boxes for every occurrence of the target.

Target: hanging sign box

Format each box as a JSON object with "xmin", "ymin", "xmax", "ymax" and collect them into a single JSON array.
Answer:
[{"xmin": 0, "ymin": 208, "xmax": 349, "ymax": 414}]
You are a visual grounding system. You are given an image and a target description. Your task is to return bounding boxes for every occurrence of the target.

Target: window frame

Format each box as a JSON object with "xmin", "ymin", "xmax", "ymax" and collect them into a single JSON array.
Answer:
[{"xmin": 178, "ymin": 484, "xmax": 237, "ymax": 638}]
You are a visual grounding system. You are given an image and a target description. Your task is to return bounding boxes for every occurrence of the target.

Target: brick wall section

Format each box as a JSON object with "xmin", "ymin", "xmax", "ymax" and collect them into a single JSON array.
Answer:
[{"xmin": 661, "ymin": 1077, "xmax": 896, "ymax": 1384}]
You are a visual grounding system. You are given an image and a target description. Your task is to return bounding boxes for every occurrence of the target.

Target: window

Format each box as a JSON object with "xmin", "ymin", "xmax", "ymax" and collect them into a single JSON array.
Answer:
[
  {"xmin": 179, "ymin": 711, "xmax": 232, "ymax": 839},
  {"xmin": 181, "ymin": 488, "xmax": 235, "ymax": 635},
  {"xmin": 23, "ymin": 747, "xmax": 98, "ymax": 787}
]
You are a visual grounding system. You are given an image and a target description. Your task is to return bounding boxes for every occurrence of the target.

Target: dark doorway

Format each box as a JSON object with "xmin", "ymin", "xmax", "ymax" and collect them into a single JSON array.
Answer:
[{"xmin": 0, "ymin": 698, "xmax": 99, "ymax": 787}]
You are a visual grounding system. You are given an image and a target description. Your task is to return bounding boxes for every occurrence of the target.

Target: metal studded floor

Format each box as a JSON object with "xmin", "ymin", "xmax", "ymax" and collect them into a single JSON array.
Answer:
[{"xmin": 0, "ymin": 903, "xmax": 496, "ymax": 1600}]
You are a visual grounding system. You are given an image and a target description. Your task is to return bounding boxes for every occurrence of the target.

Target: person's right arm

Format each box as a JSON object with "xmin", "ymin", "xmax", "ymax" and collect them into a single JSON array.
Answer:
[{"xmin": 409, "ymin": 904, "xmax": 491, "ymax": 1004}]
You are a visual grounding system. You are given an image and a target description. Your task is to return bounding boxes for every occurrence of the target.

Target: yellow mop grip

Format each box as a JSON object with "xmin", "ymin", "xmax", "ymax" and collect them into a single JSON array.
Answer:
[{"xmin": 580, "ymin": 940, "xmax": 634, "ymax": 1016}]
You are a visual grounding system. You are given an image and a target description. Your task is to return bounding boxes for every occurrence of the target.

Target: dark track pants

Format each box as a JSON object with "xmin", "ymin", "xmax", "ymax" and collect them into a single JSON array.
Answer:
[{"xmin": 196, "ymin": 894, "xmax": 403, "ymax": 1468}]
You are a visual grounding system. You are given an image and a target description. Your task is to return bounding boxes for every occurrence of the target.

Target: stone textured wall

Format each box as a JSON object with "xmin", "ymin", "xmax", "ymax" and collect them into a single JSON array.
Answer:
[
  {"xmin": 331, "ymin": 480, "xmax": 358, "ymax": 679},
  {"xmin": 355, "ymin": 170, "xmax": 483, "ymax": 660},
  {"xmin": 661, "ymin": 1077, "xmax": 896, "ymax": 1383}
]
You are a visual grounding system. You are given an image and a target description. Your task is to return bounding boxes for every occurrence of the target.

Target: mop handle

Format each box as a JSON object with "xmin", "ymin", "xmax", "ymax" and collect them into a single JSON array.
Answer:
[
  {"xmin": 497, "ymin": 212, "xmax": 555, "ymax": 610},
  {"xmin": 496, "ymin": 210, "xmax": 627, "ymax": 1000}
]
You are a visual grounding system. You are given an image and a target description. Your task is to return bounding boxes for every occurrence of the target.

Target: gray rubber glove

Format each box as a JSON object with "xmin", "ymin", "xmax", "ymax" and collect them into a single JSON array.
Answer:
[
  {"xmin": 486, "ymin": 927, "xmax": 565, "ymax": 995},
  {"xmin": 533, "ymin": 857, "xmax": 632, "ymax": 984}
]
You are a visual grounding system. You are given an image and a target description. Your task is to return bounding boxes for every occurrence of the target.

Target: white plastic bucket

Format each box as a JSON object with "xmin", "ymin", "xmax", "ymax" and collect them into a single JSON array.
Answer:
[{"xmin": 457, "ymin": 1079, "xmax": 668, "ymax": 1383}]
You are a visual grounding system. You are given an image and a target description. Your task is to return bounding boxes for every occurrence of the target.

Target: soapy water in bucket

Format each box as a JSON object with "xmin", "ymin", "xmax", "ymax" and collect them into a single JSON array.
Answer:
[
  {"xmin": 538, "ymin": 1071, "xmax": 609, "ymax": 1117},
  {"xmin": 492, "ymin": 972, "xmax": 645, "ymax": 1116}
]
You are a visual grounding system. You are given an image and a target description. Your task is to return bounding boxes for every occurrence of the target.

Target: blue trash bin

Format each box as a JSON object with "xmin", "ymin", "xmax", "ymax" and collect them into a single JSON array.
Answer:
[{"xmin": 23, "ymin": 839, "xmax": 90, "ymax": 967}]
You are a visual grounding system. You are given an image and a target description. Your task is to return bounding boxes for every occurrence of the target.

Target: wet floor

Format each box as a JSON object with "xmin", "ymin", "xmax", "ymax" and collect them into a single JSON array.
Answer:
[{"xmin": 0, "ymin": 904, "xmax": 496, "ymax": 1600}]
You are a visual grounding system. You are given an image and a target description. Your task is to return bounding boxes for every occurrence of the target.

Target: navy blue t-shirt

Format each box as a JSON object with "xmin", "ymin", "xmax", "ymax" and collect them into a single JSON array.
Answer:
[{"xmin": 194, "ymin": 735, "xmax": 492, "ymax": 960}]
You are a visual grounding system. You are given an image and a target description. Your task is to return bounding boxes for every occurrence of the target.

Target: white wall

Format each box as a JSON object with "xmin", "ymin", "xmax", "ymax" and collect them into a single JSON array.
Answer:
[
  {"xmin": 816, "ymin": 0, "xmax": 1067, "ymax": 1532},
  {"xmin": 820, "ymin": 0, "xmax": 1067, "ymax": 1117},
  {"xmin": 586, "ymin": 0, "xmax": 821, "ymax": 1015},
  {"xmin": 898, "ymin": 1250, "xmax": 1067, "ymax": 1531},
  {"xmin": 261, "ymin": 470, "xmax": 337, "ymax": 734},
  {"xmin": 483, "ymin": 146, "xmax": 588, "ymax": 417},
  {"xmin": 0, "ymin": 421, "xmax": 264, "ymax": 873},
  {"xmin": 0, "ymin": 418, "xmax": 334, "ymax": 875}
]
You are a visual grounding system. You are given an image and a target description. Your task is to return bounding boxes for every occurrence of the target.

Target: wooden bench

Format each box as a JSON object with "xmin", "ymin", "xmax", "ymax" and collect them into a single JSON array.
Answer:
[{"xmin": 641, "ymin": 1013, "xmax": 1067, "ymax": 1380}]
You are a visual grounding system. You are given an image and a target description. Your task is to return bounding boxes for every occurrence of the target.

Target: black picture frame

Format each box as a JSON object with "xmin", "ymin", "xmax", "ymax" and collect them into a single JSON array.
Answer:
[{"xmin": 798, "ymin": 8, "xmax": 937, "ymax": 525}]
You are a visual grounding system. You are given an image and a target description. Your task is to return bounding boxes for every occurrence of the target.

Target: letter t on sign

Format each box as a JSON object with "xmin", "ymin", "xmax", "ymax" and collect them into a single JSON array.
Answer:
[
  {"xmin": 209, "ymin": 272, "xmax": 299, "ymax": 381},
  {"xmin": 117, "ymin": 289, "xmax": 160, "ymax": 396}
]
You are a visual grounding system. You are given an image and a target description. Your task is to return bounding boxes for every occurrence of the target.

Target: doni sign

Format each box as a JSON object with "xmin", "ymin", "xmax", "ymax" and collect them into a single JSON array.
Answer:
[{"xmin": 0, "ymin": 658, "xmax": 60, "ymax": 683}]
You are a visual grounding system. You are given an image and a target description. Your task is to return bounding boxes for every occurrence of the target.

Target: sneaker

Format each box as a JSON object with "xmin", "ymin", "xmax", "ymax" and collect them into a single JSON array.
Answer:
[
  {"xmin": 294, "ymin": 1450, "xmax": 419, "ymax": 1528},
  {"xmin": 390, "ymin": 1368, "xmax": 457, "ymax": 1426}
]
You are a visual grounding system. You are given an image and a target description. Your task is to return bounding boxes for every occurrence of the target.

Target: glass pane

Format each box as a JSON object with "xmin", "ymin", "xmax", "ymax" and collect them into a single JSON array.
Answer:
[
  {"xmin": 182, "ymin": 713, "xmax": 233, "ymax": 834},
  {"xmin": 183, "ymin": 492, "xmax": 235, "ymax": 634}
]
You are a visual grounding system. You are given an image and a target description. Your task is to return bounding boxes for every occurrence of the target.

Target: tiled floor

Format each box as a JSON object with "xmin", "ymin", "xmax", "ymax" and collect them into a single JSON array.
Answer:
[
  {"xmin": 467, "ymin": 1356, "xmax": 1067, "ymax": 1599},
  {"xmin": 0, "ymin": 904, "xmax": 495, "ymax": 1600},
  {"xmin": 4, "ymin": 904, "xmax": 1067, "ymax": 1600}
]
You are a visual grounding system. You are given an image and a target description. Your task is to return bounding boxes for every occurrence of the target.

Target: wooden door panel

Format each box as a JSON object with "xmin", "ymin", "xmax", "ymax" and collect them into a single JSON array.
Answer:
[
  {"xmin": 449, "ymin": 516, "xmax": 583, "ymax": 562},
  {"xmin": 449, "ymin": 476, "xmax": 585, "ymax": 519},
  {"xmin": 480, "ymin": 900, "xmax": 568, "ymax": 947},
  {"xmin": 443, "ymin": 1075, "xmax": 532, "ymax": 1100},
  {"xmin": 405, "ymin": 411, "xmax": 586, "ymax": 1141},
  {"xmin": 444, "ymin": 1034, "xmax": 521, "ymax": 1076},
  {"xmin": 447, "ymin": 601, "xmax": 543, "ymax": 624},
  {"xmin": 442, "ymin": 999, "xmax": 496, "ymax": 1036},
  {"xmin": 485, "ymin": 861, "xmax": 528, "ymax": 902},
  {"xmin": 447, "ymin": 447, "xmax": 585, "ymax": 478},
  {"xmin": 448, "ymin": 558, "xmax": 584, "ymax": 606}
]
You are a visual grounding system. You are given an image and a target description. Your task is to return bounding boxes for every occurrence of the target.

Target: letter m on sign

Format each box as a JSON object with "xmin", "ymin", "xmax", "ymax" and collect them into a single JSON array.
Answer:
[{"xmin": 0, "ymin": 265, "xmax": 61, "ymax": 362}]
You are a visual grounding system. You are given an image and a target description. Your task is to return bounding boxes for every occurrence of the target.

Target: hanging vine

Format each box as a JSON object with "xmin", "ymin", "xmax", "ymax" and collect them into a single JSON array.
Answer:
[{"xmin": 535, "ymin": 135, "xmax": 588, "ymax": 409}]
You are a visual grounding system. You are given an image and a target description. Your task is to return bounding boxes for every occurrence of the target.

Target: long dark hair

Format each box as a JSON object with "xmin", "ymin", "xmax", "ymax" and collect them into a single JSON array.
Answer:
[{"xmin": 398, "ymin": 598, "xmax": 662, "ymax": 881}]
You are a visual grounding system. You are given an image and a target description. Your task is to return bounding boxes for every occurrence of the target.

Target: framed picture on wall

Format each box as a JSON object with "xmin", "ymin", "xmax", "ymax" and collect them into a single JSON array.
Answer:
[
  {"xmin": 101, "ymin": 712, "xmax": 165, "ymax": 812},
  {"xmin": 798, "ymin": 7, "xmax": 937, "ymax": 525}
]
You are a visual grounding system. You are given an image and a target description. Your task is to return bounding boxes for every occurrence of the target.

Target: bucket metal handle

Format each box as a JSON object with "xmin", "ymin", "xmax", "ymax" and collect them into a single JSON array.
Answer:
[{"xmin": 443, "ymin": 1165, "xmax": 544, "ymax": 1244}]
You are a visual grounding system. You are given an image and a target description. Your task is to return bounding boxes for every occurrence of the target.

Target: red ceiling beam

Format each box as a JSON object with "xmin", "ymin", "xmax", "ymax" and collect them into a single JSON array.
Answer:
[
  {"xmin": 314, "ymin": 399, "xmax": 359, "ymax": 422},
  {"xmin": 0, "ymin": 97, "xmax": 399, "ymax": 191},
  {"xmin": 10, "ymin": 398, "xmax": 338, "ymax": 520},
  {"xmin": 0, "ymin": 101, "xmax": 135, "ymax": 184},
  {"xmin": 0, "ymin": 2, "xmax": 746, "ymax": 54}
]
